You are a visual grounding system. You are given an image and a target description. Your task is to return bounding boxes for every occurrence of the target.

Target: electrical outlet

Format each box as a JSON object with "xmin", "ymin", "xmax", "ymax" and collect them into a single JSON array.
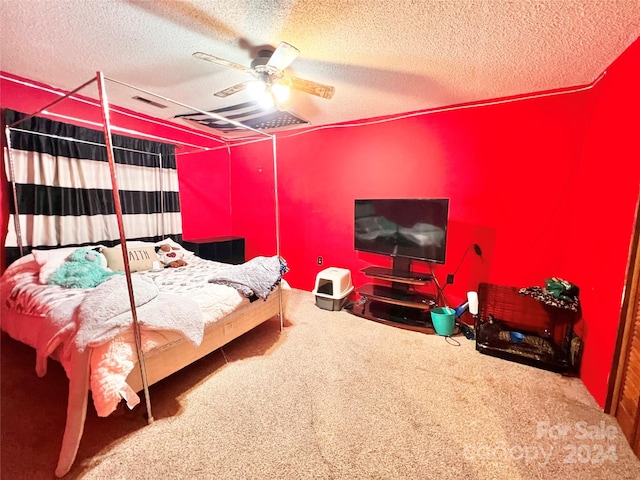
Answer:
[
  {"xmin": 447, "ymin": 273, "xmax": 455, "ymax": 285},
  {"xmin": 317, "ymin": 256, "xmax": 323, "ymax": 265}
]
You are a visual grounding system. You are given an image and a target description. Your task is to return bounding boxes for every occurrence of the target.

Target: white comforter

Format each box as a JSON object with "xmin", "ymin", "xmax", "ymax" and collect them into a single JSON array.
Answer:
[
  {"xmin": 74, "ymin": 275, "xmax": 203, "ymax": 351},
  {"xmin": 0, "ymin": 254, "xmax": 251, "ymax": 416}
]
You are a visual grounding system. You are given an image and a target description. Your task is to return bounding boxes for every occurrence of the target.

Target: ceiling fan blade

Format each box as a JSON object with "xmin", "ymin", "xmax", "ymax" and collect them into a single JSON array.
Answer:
[
  {"xmin": 193, "ymin": 51, "xmax": 251, "ymax": 72},
  {"xmin": 266, "ymin": 42, "xmax": 300, "ymax": 71},
  {"xmin": 282, "ymin": 75, "xmax": 335, "ymax": 99},
  {"xmin": 214, "ymin": 81, "xmax": 250, "ymax": 98}
]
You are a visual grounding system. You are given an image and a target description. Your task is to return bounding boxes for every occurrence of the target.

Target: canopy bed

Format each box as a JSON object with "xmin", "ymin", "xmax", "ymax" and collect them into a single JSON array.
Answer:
[{"xmin": 0, "ymin": 73, "xmax": 288, "ymax": 477}]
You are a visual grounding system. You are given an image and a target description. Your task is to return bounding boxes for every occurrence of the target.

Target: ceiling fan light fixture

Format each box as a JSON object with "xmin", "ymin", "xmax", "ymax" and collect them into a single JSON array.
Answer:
[
  {"xmin": 246, "ymin": 80, "xmax": 275, "ymax": 109},
  {"xmin": 258, "ymin": 91, "xmax": 275, "ymax": 109},
  {"xmin": 271, "ymin": 82, "xmax": 291, "ymax": 103},
  {"xmin": 195, "ymin": 41, "xmax": 335, "ymax": 103},
  {"xmin": 247, "ymin": 80, "xmax": 267, "ymax": 96}
]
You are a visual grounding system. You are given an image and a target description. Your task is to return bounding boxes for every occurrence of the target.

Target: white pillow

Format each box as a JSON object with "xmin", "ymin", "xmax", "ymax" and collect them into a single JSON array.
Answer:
[
  {"xmin": 33, "ymin": 246, "xmax": 102, "ymax": 284},
  {"xmin": 156, "ymin": 238, "xmax": 194, "ymax": 257}
]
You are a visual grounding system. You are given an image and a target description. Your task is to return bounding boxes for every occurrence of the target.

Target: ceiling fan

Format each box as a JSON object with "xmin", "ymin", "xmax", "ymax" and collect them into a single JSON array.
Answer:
[{"xmin": 193, "ymin": 42, "xmax": 335, "ymax": 104}]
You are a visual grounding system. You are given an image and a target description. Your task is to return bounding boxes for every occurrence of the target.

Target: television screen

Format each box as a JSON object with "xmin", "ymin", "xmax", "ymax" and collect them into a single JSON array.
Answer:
[{"xmin": 354, "ymin": 198, "xmax": 449, "ymax": 264}]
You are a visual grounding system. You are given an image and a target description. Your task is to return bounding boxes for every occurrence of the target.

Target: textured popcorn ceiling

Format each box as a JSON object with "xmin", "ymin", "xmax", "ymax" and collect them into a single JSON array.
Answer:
[{"xmin": 1, "ymin": 0, "xmax": 639, "ymax": 138}]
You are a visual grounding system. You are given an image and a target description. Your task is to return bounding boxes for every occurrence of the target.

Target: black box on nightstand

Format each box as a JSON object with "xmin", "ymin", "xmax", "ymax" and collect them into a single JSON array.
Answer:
[{"xmin": 182, "ymin": 236, "xmax": 245, "ymax": 264}]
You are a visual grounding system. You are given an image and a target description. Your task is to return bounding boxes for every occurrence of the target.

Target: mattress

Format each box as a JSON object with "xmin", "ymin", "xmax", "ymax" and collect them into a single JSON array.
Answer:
[{"xmin": 0, "ymin": 253, "xmax": 289, "ymax": 416}]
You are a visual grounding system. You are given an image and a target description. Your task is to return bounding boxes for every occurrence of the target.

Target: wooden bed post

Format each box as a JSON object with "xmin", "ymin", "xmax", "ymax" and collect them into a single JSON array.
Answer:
[{"xmin": 54, "ymin": 348, "xmax": 91, "ymax": 477}]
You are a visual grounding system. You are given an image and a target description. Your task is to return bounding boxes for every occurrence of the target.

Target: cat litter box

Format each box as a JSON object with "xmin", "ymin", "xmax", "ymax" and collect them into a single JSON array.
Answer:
[{"xmin": 312, "ymin": 267, "xmax": 354, "ymax": 311}]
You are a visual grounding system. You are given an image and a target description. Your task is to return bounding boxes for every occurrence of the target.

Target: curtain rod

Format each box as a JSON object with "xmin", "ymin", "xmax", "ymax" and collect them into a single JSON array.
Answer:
[{"xmin": 8, "ymin": 127, "xmax": 164, "ymax": 157}]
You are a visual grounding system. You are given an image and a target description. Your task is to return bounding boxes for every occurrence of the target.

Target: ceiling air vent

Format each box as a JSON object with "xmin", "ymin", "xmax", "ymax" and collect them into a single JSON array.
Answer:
[
  {"xmin": 132, "ymin": 96, "xmax": 168, "ymax": 109},
  {"xmin": 175, "ymin": 101, "xmax": 309, "ymax": 132}
]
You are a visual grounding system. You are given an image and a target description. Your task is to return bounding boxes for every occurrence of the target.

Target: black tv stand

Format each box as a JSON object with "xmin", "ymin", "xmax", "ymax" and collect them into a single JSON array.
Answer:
[
  {"xmin": 349, "ymin": 258, "xmax": 440, "ymax": 334},
  {"xmin": 391, "ymin": 256, "xmax": 412, "ymax": 278}
]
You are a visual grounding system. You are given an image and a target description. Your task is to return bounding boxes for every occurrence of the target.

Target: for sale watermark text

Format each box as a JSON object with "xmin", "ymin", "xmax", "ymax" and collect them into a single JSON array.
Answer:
[
  {"xmin": 463, "ymin": 421, "xmax": 620, "ymax": 467},
  {"xmin": 536, "ymin": 420, "xmax": 618, "ymax": 441}
]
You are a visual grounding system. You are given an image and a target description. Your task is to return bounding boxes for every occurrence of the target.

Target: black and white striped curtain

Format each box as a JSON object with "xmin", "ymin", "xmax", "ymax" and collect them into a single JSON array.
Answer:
[{"xmin": 3, "ymin": 109, "xmax": 182, "ymax": 265}]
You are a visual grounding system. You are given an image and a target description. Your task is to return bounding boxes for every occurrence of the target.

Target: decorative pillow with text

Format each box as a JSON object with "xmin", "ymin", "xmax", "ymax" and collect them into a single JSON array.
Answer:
[{"xmin": 102, "ymin": 245, "xmax": 157, "ymax": 272}]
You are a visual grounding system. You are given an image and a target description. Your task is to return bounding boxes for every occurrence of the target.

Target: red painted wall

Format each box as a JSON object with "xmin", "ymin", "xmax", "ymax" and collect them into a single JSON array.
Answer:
[
  {"xmin": 228, "ymin": 86, "xmax": 598, "ymax": 300},
  {"xmin": 178, "ymin": 149, "xmax": 233, "ymax": 241},
  {"xmin": 228, "ymin": 140, "xmax": 279, "ymax": 259},
  {"xmin": 227, "ymin": 39, "xmax": 640, "ymax": 408},
  {"xmin": 562, "ymin": 39, "xmax": 640, "ymax": 407}
]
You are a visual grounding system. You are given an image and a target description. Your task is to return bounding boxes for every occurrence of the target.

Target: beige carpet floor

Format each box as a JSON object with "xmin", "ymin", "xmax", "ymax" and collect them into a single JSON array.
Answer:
[{"xmin": 2, "ymin": 288, "xmax": 640, "ymax": 479}]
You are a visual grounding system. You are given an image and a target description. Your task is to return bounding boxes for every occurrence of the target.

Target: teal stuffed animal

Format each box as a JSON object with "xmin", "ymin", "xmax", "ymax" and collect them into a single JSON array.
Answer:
[{"xmin": 48, "ymin": 247, "xmax": 121, "ymax": 289}]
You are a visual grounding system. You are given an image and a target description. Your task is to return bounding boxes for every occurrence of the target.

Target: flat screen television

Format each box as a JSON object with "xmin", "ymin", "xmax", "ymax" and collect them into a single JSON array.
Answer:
[{"xmin": 354, "ymin": 198, "xmax": 450, "ymax": 265}]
